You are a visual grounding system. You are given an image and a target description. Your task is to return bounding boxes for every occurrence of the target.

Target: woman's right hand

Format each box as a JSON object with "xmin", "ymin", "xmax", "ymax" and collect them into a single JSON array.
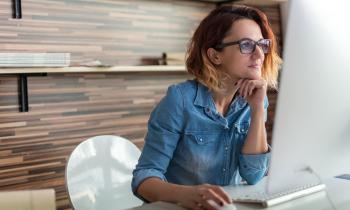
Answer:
[{"xmin": 177, "ymin": 184, "xmax": 232, "ymax": 210}]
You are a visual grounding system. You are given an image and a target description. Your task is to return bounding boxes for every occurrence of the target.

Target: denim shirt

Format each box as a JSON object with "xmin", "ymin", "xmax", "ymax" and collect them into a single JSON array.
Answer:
[{"xmin": 132, "ymin": 80, "xmax": 271, "ymax": 199}]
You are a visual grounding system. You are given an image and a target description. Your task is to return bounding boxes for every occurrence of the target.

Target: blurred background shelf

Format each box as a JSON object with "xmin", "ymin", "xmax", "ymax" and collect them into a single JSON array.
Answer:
[{"xmin": 0, "ymin": 65, "xmax": 186, "ymax": 74}]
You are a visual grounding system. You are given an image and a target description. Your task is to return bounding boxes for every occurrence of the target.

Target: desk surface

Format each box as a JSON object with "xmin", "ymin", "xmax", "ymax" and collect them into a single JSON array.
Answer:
[{"xmin": 126, "ymin": 177, "xmax": 350, "ymax": 210}]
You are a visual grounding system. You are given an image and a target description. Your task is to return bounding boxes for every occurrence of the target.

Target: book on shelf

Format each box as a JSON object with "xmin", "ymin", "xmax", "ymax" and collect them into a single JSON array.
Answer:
[{"xmin": 0, "ymin": 53, "xmax": 70, "ymax": 67}]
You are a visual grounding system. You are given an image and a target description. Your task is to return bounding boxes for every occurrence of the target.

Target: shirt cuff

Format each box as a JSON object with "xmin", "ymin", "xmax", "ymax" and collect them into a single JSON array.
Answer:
[
  {"xmin": 131, "ymin": 168, "xmax": 167, "ymax": 202},
  {"xmin": 239, "ymin": 146, "xmax": 271, "ymax": 185}
]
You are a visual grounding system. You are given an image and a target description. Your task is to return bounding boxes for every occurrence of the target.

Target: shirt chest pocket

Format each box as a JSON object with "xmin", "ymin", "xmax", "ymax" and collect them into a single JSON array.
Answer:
[
  {"xmin": 234, "ymin": 122, "xmax": 250, "ymax": 135},
  {"xmin": 183, "ymin": 132, "xmax": 218, "ymax": 146}
]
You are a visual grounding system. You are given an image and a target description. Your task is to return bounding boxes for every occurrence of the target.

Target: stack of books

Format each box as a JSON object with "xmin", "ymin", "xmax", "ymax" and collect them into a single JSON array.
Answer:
[{"xmin": 0, "ymin": 53, "xmax": 70, "ymax": 67}]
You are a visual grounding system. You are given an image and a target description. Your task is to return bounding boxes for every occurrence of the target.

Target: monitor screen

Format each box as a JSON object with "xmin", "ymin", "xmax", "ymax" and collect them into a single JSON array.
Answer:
[{"xmin": 267, "ymin": 0, "xmax": 350, "ymax": 194}]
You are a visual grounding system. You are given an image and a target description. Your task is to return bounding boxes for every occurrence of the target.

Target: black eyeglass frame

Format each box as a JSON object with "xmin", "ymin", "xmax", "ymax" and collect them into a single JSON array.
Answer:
[{"xmin": 214, "ymin": 38, "xmax": 271, "ymax": 54}]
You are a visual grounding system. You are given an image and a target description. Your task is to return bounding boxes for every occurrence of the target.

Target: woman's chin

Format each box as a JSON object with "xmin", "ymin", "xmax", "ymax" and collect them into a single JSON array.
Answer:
[{"xmin": 244, "ymin": 73, "xmax": 261, "ymax": 80}]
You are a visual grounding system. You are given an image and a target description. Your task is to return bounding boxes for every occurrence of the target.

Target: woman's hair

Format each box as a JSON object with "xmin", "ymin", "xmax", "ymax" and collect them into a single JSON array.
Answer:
[{"xmin": 186, "ymin": 5, "xmax": 282, "ymax": 91}]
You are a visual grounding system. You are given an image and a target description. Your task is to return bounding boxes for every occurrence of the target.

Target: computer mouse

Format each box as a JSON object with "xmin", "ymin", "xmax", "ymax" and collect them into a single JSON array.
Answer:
[{"xmin": 207, "ymin": 199, "xmax": 237, "ymax": 210}]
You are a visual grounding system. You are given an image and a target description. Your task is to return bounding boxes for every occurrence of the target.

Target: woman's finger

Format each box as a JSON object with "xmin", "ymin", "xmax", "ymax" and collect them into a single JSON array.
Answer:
[
  {"xmin": 244, "ymin": 80, "xmax": 254, "ymax": 98},
  {"xmin": 247, "ymin": 80, "xmax": 261, "ymax": 97},
  {"xmin": 239, "ymin": 79, "xmax": 249, "ymax": 97},
  {"xmin": 235, "ymin": 79, "xmax": 244, "ymax": 94},
  {"xmin": 234, "ymin": 79, "xmax": 243, "ymax": 89},
  {"xmin": 203, "ymin": 189, "xmax": 226, "ymax": 207},
  {"xmin": 248, "ymin": 82, "xmax": 255, "ymax": 96},
  {"xmin": 253, "ymin": 79, "xmax": 266, "ymax": 89},
  {"xmin": 210, "ymin": 185, "xmax": 232, "ymax": 204},
  {"xmin": 244, "ymin": 79, "xmax": 266, "ymax": 97},
  {"xmin": 202, "ymin": 199, "xmax": 219, "ymax": 210}
]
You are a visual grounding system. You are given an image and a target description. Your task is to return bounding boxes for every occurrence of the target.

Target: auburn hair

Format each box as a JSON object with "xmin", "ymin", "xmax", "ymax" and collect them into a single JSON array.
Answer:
[{"xmin": 186, "ymin": 5, "xmax": 282, "ymax": 91}]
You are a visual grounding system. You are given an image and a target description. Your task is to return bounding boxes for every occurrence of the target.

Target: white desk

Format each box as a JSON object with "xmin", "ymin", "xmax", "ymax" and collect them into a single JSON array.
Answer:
[{"xmin": 125, "ymin": 177, "xmax": 350, "ymax": 210}]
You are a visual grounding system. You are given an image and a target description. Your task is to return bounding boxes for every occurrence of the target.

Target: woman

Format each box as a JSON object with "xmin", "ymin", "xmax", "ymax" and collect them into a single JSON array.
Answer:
[{"xmin": 132, "ymin": 5, "xmax": 282, "ymax": 210}]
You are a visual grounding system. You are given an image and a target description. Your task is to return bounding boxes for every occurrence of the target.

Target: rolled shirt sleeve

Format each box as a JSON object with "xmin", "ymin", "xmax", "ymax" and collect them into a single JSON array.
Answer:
[
  {"xmin": 239, "ymin": 146, "xmax": 271, "ymax": 185},
  {"xmin": 131, "ymin": 85, "xmax": 184, "ymax": 201}
]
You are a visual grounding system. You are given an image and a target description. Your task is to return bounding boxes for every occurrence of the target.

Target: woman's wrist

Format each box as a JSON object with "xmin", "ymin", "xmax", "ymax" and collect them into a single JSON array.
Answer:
[
  {"xmin": 158, "ymin": 183, "xmax": 188, "ymax": 204},
  {"xmin": 250, "ymin": 104, "xmax": 264, "ymax": 115}
]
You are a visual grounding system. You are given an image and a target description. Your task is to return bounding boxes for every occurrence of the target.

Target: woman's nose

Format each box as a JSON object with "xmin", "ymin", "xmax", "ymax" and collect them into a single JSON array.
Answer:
[{"xmin": 251, "ymin": 45, "xmax": 265, "ymax": 60}]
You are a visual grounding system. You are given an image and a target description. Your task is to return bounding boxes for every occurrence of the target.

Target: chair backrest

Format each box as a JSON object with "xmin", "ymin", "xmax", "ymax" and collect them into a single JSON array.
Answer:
[{"xmin": 65, "ymin": 135, "xmax": 142, "ymax": 210}]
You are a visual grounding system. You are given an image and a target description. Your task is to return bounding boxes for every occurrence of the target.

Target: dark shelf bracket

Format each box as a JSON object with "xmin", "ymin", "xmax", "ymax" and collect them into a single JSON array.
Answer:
[
  {"xmin": 18, "ymin": 74, "xmax": 28, "ymax": 112},
  {"xmin": 12, "ymin": 0, "xmax": 22, "ymax": 19},
  {"xmin": 17, "ymin": 73, "xmax": 47, "ymax": 112}
]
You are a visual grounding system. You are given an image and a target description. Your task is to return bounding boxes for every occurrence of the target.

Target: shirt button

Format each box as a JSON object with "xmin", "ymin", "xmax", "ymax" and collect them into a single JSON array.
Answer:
[
  {"xmin": 225, "ymin": 147, "xmax": 228, "ymax": 151},
  {"xmin": 199, "ymin": 138, "xmax": 203, "ymax": 142},
  {"xmin": 223, "ymin": 168, "xmax": 226, "ymax": 172}
]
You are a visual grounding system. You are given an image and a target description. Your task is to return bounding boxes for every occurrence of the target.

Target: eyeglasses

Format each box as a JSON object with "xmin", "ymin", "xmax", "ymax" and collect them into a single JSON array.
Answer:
[{"xmin": 214, "ymin": 38, "xmax": 271, "ymax": 54}]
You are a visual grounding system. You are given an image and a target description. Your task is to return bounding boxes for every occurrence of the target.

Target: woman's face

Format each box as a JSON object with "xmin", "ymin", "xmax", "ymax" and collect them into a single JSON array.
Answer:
[{"xmin": 217, "ymin": 19, "xmax": 265, "ymax": 81}]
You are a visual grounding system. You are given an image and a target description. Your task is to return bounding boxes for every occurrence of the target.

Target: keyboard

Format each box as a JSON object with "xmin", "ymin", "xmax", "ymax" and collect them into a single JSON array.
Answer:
[{"xmin": 224, "ymin": 179, "xmax": 326, "ymax": 207}]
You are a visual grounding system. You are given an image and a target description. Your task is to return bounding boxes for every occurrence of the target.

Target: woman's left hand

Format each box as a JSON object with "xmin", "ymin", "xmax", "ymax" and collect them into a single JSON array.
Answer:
[{"xmin": 236, "ymin": 78, "xmax": 267, "ymax": 111}]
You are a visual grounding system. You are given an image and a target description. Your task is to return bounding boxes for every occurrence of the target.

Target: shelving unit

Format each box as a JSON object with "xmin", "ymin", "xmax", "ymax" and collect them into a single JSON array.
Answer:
[
  {"xmin": 0, "ymin": 65, "xmax": 186, "ymax": 112},
  {"xmin": 0, "ymin": 65, "xmax": 186, "ymax": 74}
]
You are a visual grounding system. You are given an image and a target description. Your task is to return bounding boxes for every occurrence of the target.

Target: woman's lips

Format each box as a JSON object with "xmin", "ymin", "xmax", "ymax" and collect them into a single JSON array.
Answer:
[{"xmin": 248, "ymin": 64, "xmax": 260, "ymax": 69}]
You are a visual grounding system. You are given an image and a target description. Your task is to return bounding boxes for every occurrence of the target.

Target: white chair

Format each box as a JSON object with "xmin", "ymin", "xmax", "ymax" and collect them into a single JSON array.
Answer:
[{"xmin": 65, "ymin": 135, "xmax": 142, "ymax": 210}]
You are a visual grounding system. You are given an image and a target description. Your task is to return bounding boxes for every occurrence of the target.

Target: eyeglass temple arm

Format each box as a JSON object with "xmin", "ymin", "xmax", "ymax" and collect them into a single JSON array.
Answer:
[{"xmin": 214, "ymin": 40, "xmax": 240, "ymax": 50}]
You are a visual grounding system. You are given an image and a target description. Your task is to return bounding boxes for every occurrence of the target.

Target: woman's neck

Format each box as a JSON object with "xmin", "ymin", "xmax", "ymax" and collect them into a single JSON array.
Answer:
[{"xmin": 211, "ymin": 80, "xmax": 239, "ymax": 117}]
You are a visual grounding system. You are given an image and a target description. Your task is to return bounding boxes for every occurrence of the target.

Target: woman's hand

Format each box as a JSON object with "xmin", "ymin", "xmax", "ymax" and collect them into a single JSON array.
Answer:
[
  {"xmin": 177, "ymin": 184, "xmax": 232, "ymax": 210},
  {"xmin": 236, "ymin": 78, "xmax": 267, "ymax": 111}
]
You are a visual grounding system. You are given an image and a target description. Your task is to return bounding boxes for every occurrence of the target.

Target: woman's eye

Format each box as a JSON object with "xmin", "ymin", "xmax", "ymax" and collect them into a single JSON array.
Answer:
[{"xmin": 241, "ymin": 41, "xmax": 253, "ymax": 49}]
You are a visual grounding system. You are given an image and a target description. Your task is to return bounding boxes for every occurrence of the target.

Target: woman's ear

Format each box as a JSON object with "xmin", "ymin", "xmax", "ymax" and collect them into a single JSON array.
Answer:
[{"xmin": 207, "ymin": 48, "xmax": 222, "ymax": 65}]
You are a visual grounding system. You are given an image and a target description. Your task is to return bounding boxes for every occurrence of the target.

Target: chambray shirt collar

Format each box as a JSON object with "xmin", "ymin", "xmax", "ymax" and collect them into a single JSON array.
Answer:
[
  {"xmin": 194, "ymin": 81, "xmax": 247, "ymax": 113},
  {"xmin": 194, "ymin": 82, "xmax": 214, "ymax": 110},
  {"xmin": 230, "ymin": 95, "xmax": 248, "ymax": 113}
]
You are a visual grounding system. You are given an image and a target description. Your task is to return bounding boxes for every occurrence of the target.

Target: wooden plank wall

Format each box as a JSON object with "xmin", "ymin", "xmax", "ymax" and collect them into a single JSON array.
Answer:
[
  {"xmin": 0, "ymin": 1, "xmax": 282, "ymax": 210},
  {"xmin": 0, "ymin": 0, "xmax": 213, "ymax": 66}
]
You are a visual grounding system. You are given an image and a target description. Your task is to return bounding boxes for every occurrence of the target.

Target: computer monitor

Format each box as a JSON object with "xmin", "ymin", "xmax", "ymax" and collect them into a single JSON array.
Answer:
[{"xmin": 267, "ymin": 0, "xmax": 350, "ymax": 194}]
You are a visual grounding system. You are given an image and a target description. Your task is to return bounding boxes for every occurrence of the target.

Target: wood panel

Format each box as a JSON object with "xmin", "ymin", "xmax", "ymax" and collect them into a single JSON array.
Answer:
[{"xmin": 0, "ymin": 0, "xmax": 214, "ymax": 67}]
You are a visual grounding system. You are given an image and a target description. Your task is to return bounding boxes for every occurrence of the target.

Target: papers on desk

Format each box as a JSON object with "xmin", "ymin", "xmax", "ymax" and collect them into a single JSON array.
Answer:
[{"xmin": 335, "ymin": 174, "xmax": 350, "ymax": 180}]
